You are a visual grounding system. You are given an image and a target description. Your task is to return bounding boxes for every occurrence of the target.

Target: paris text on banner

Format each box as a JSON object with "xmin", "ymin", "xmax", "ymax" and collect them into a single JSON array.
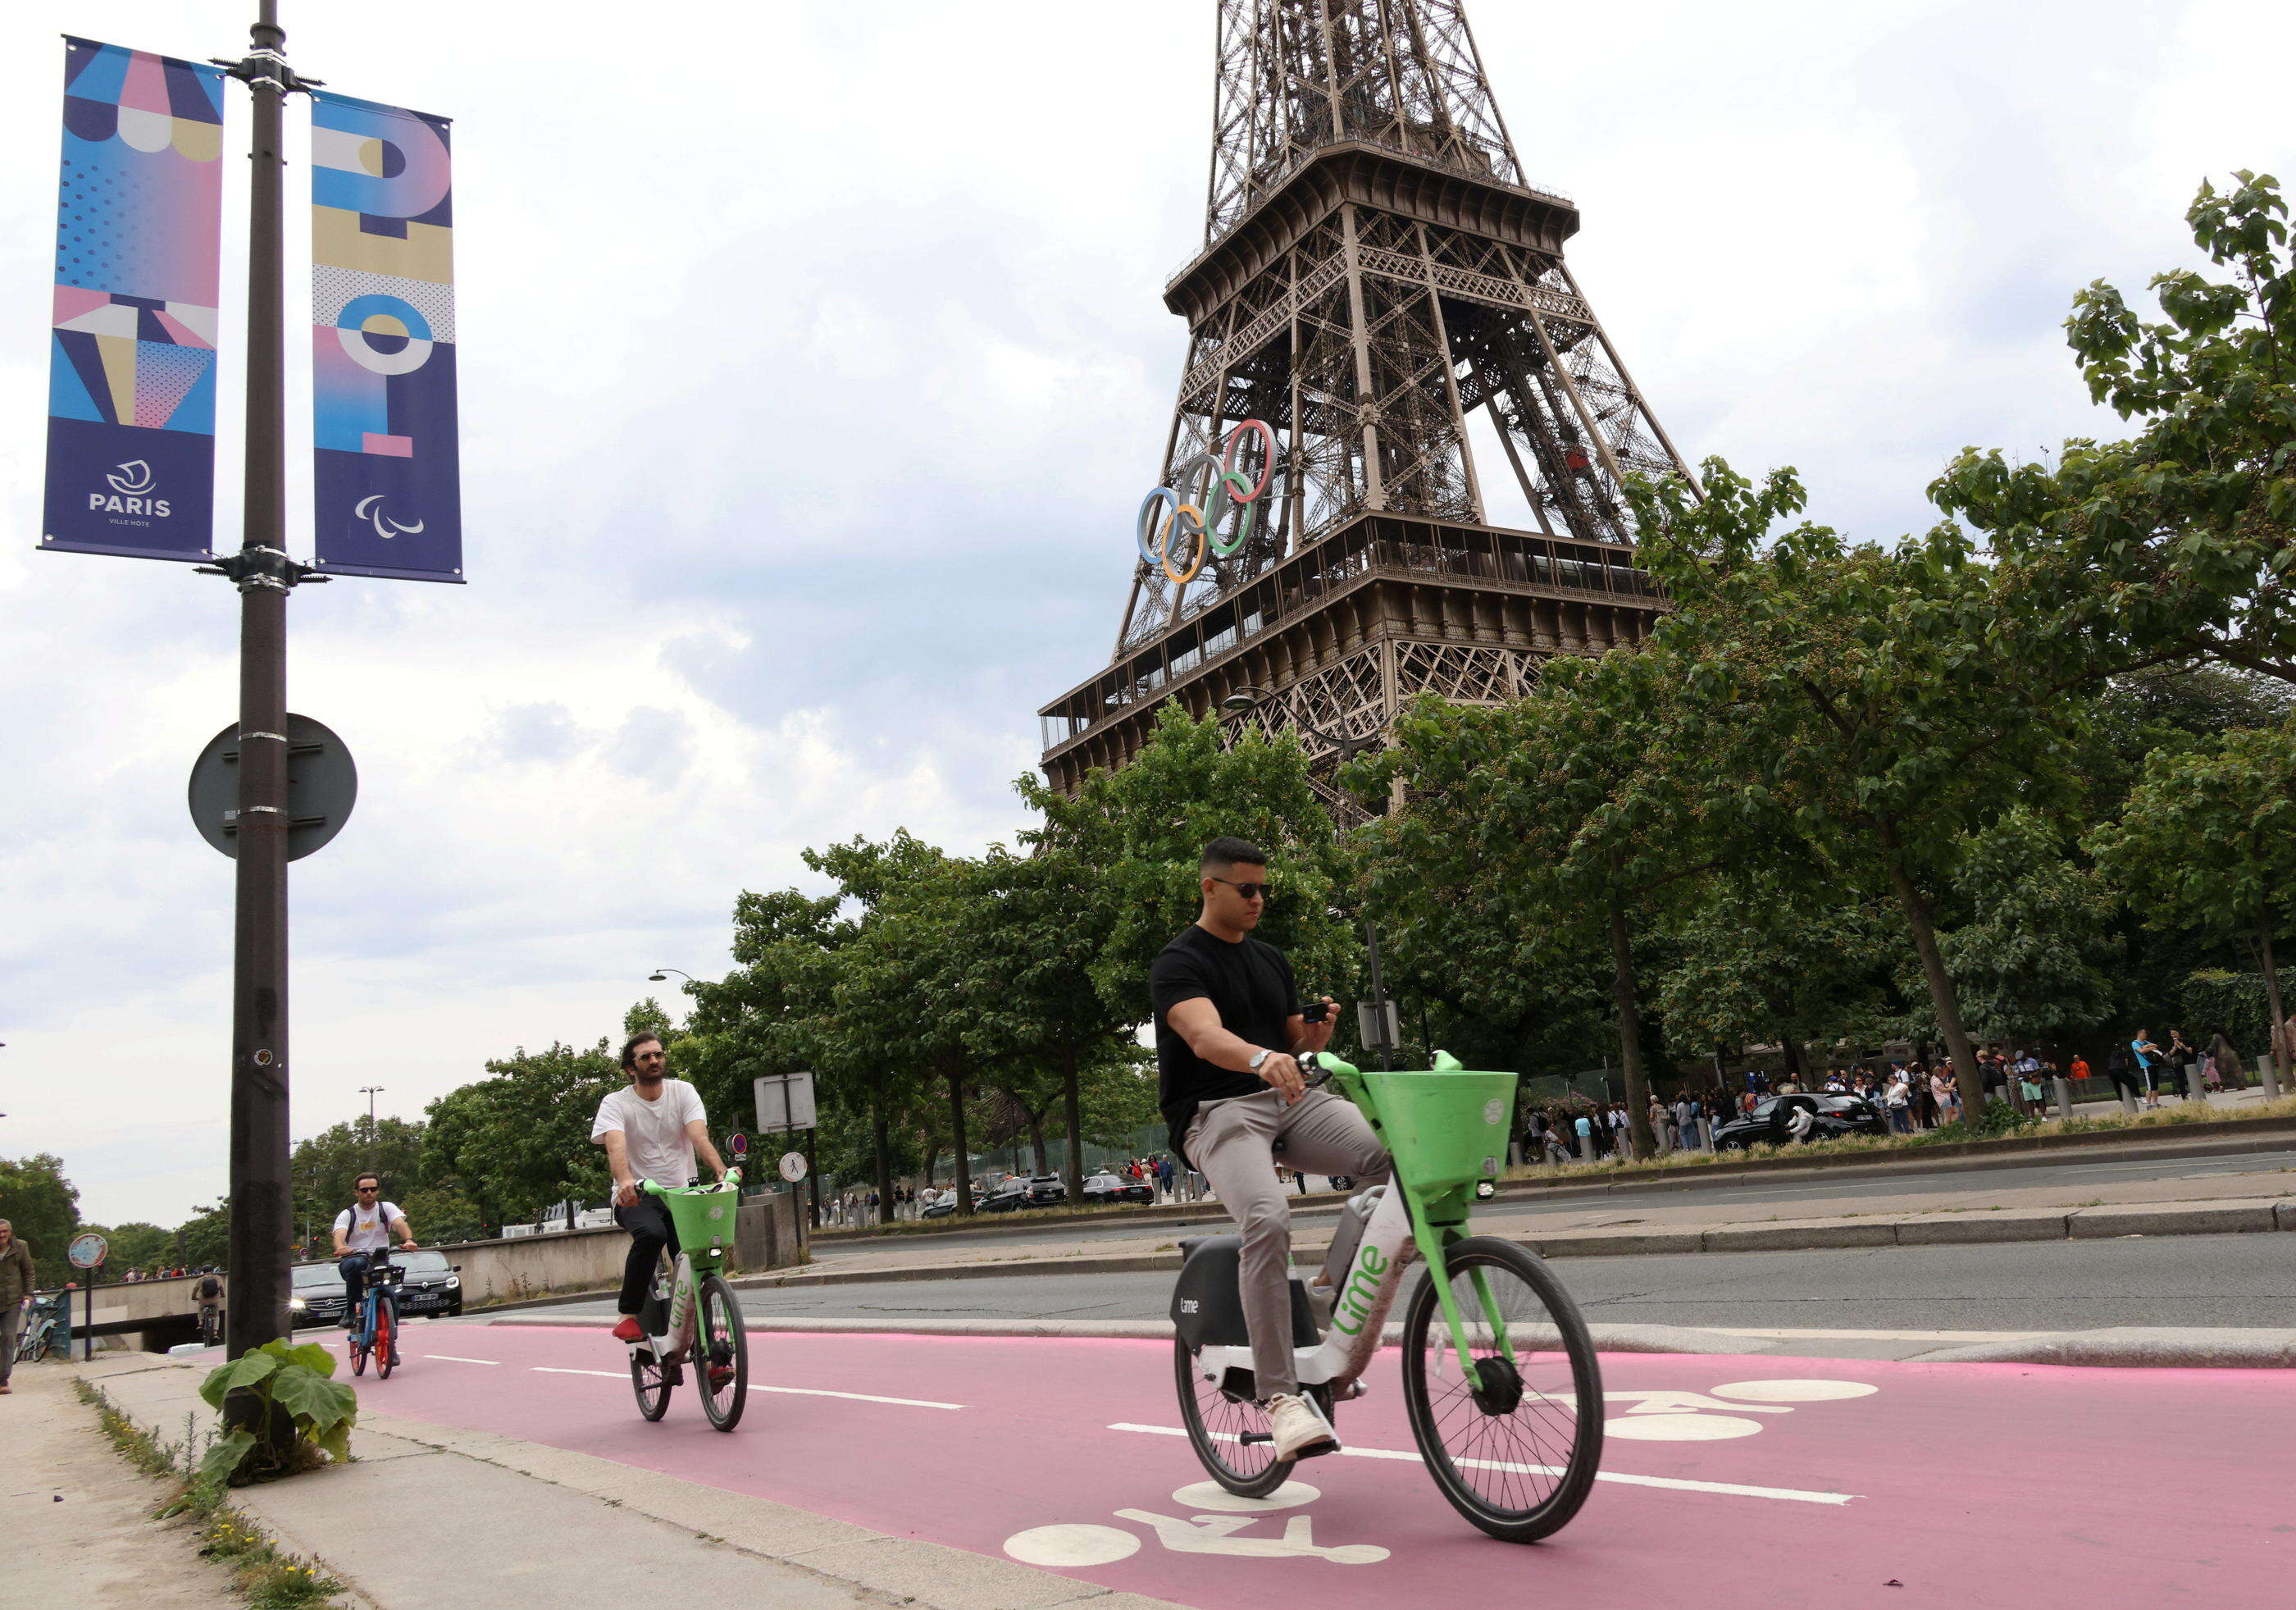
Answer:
[
  {"xmin": 41, "ymin": 39, "xmax": 226, "ymax": 563},
  {"xmin": 310, "ymin": 91, "xmax": 462, "ymax": 583}
]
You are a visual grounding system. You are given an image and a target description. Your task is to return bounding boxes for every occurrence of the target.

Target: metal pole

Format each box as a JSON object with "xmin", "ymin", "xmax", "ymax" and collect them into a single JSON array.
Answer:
[
  {"xmin": 360, "ymin": 1086, "xmax": 384, "ymax": 1167},
  {"xmin": 224, "ymin": 0, "xmax": 296, "ymax": 1362},
  {"xmin": 1362, "ymin": 918, "xmax": 1393, "ymax": 1072}
]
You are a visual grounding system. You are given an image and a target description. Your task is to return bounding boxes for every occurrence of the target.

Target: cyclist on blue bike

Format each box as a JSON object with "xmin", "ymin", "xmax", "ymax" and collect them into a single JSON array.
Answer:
[{"xmin": 332, "ymin": 1172, "xmax": 417, "ymax": 1348}]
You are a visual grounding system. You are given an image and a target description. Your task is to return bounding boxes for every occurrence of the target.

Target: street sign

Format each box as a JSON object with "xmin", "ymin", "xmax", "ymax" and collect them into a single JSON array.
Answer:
[
  {"xmin": 68, "ymin": 1231, "xmax": 107, "ymax": 1269},
  {"xmin": 187, "ymin": 712, "xmax": 358, "ymax": 862},
  {"xmin": 777, "ymin": 1151, "xmax": 809, "ymax": 1184},
  {"xmin": 753, "ymin": 1071, "xmax": 818, "ymax": 1134}
]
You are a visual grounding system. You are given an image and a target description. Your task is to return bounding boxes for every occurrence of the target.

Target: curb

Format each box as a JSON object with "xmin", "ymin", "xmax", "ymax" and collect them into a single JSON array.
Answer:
[
  {"xmin": 796, "ymin": 1120, "xmax": 2296, "ymax": 1253},
  {"xmin": 1907, "ymin": 1327, "xmax": 2296, "ymax": 1367}
]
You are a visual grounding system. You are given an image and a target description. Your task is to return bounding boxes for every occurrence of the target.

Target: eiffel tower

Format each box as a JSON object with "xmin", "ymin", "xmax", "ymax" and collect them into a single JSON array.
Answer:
[{"xmin": 1037, "ymin": 0, "xmax": 1692, "ymax": 819}]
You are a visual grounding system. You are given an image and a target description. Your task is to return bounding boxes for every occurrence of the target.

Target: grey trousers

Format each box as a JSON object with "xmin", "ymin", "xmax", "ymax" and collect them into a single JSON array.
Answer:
[
  {"xmin": 0, "ymin": 1306, "xmax": 20, "ymax": 1382},
  {"xmin": 1187, "ymin": 1088, "xmax": 1390, "ymax": 1398}
]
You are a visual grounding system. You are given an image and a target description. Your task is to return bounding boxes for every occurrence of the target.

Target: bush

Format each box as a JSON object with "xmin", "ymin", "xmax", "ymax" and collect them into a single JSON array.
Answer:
[{"xmin": 198, "ymin": 1338, "xmax": 357, "ymax": 1485}]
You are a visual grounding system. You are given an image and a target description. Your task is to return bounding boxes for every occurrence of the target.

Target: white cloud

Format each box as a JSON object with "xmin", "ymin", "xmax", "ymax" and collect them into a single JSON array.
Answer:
[{"xmin": 1, "ymin": 0, "xmax": 2287, "ymax": 1224}]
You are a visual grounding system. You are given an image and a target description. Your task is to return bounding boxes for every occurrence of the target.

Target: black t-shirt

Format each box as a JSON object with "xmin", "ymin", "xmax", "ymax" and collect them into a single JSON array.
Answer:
[{"xmin": 1150, "ymin": 923, "xmax": 1301, "ymax": 1162}]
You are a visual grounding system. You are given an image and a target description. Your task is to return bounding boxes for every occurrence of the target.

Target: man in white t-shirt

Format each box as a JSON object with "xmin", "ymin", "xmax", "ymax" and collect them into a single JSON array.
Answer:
[
  {"xmin": 331, "ymin": 1172, "xmax": 417, "ymax": 1333},
  {"xmin": 591, "ymin": 1032, "xmax": 726, "ymax": 1342}
]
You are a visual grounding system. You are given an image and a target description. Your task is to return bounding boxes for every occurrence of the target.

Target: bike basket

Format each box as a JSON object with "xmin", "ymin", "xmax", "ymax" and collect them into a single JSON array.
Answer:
[
  {"xmin": 660, "ymin": 1184, "xmax": 739, "ymax": 1251},
  {"xmin": 1358, "ymin": 1070, "xmax": 1518, "ymax": 1192}
]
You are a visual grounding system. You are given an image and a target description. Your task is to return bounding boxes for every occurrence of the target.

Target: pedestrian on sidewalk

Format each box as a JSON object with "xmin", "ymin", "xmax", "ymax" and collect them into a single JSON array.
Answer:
[
  {"xmin": 0, "ymin": 1220, "xmax": 36, "ymax": 1393},
  {"xmin": 1884, "ymin": 1070, "xmax": 1912, "ymax": 1133},
  {"xmin": 2130, "ymin": 1029, "xmax": 2165, "ymax": 1107},
  {"xmin": 2208, "ymin": 1028, "xmax": 2243, "ymax": 1092}
]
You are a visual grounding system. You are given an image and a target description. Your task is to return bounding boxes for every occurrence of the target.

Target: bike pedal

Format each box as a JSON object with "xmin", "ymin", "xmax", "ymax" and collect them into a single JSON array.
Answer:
[{"xmin": 1291, "ymin": 1437, "xmax": 1342, "ymax": 1461}]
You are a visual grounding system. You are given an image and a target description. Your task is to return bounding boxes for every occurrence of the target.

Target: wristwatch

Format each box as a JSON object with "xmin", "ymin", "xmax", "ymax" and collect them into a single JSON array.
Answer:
[{"xmin": 1249, "ymin": 1049, "xmax": 1275, "ymax": 1073}]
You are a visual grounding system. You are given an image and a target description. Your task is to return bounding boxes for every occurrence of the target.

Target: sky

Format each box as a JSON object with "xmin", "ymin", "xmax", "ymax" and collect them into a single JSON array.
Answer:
[{"xmin": 2, "ymin": 0, "xmax": 2289, "ymax": 1229}]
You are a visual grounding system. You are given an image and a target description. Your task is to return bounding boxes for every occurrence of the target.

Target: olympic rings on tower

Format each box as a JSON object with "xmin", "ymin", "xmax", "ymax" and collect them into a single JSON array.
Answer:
[{"xmin": 1132, "ymin": 419, "xmax": 1281, "ymax": 584}]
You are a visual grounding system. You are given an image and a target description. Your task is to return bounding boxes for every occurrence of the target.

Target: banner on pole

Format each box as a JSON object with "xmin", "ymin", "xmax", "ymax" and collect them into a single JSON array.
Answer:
[
  {"xmin": 309, "ymin": 92, "xmax": 462, "ymax": 583},
  {"xmin": 40, "ymin": 39, "xmax": 226, "ymax": 563}
]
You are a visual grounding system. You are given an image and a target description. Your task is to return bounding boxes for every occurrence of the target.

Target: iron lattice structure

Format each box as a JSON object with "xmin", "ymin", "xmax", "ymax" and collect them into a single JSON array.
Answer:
[{"xmin": 1040, "ymin": 0, "xmax": 1691, "ymax": 819}]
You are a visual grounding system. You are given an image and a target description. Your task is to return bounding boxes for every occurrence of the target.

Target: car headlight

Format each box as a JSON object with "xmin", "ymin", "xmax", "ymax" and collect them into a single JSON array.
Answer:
[
  {"xmin": 444, "ymin": 1277, "xmax": 459, "ymax": 1289},
  {"xmin": 289, "ymin": 1298, "xmax": 307, "ymax": 1310}
]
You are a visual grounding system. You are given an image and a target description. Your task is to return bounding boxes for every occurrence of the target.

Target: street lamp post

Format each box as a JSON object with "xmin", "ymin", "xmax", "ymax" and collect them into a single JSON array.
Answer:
[
  {"xmin": 648, "ymin": 968, "xmax": 695, "ymax": 984},
  {"xmin": 358, "ymin": 1086, "xmax": 384, "ymax": 1170},
  {"xmin": 1219, "ymin": 688, "xmax": 1401, "ymax": 1071}
]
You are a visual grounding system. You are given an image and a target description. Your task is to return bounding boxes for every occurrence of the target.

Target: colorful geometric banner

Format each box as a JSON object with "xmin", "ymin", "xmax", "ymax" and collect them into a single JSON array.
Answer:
[
  {"xmin": 310, "ymin": 92, "xmax": 462, "ymax": 583},
  {"xmin": 40, "ymin": 39, "xmax": 226, "ymax": 563}
]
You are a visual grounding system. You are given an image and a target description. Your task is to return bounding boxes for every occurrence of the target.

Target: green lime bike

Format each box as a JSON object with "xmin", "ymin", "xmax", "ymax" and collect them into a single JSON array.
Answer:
[
  {"xmin": 1171, "ymin": 1052, "xmax": 1604, "ymax": 1542},
  {"xmin": 629, "ymin": 1136, "xmax": 750, "ymax": 1431}
]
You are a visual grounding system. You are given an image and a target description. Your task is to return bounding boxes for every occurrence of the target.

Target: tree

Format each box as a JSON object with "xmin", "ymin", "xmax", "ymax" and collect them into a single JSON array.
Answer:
[
  {"xmin": 1359, "ymin": 645, "xmax": 1718, "ymax": 1158},
  {"xmin": 290, "ymin": 1116, "xmax": 426, "ymax": 1255},
  {"xmin": 2088, "ymin": 723, "xmax": 2296, "ymax": 1080},
  {"xmin": 0, "ymin": 1153, "xmax": 81, "ymax": 1287},
  {"xmin": 1934, "ymin": 172, "xmax": 2296, "ymax": 689},
  {"xmin": 1928, "ymin": 810, "xmax": 2118, "ymax": 1048},
  {"xmin": 176, "ymin": 1199, "xmax": 231, "ymax": 1272},
  {"xmin": 424, "ymin": 1040, "xmax": 621, "ymax": 1225},
  {"xmin": 1018, "ymin": 706, "xmax": 1356, "ymax": 1167},
  {"xmin": 1628, "ymin": 462, "xmax": 2082, "ymax": 1116},
  {"xmin": 84, "ymin": 1220, "xmax": 175, "ymax": 1275}
]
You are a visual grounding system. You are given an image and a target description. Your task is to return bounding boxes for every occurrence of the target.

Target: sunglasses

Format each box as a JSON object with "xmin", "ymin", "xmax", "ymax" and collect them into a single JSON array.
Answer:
[
  {"xmin": 1210, "ymin": 876, "xmax": 1273, "ymax": 901},
  {"xmin": 357, "ymin": 1185, "xmax": 378, "ymax": 1193}
]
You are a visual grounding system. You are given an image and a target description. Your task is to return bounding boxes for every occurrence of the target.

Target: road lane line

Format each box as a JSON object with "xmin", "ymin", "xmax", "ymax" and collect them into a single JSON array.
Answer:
[
  {"xmin": 748, "ymin": 1384, "xmax": 966, "ymax": 1409},
  {"xmin": 425, "ymin": 1355, "xmax": 500, "ymax": 1364},
  {"xmin": 529, "ymin": 1366, "xmax": 963, "ymax": 1408},
  {"xmin": 1105, "ymin": 1424, "xmax": 1858, "ymax": 1506}
]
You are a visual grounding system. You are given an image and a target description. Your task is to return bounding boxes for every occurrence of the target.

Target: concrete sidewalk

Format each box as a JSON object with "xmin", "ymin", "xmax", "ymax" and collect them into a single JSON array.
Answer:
[{"xmin": 69, "ymin": 1352, "xmax": 1185, "ymax": 1610}]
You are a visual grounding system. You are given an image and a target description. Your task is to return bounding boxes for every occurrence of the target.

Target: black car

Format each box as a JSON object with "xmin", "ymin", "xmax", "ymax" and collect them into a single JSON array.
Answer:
[
  {"xmin": 1711, "ymin": 1094, "xmax": 1888, "ymax": 1152},
  {"xmin": 1021, "ymin": 1174, "xmax": 1068, "ymax": 1208},
  {"xmin": 981, "ymin": 1178, "xmax": 1032, "ymax": 1212},
  {"xmin": 1081, "ymin": 1171, "xmax": 1155, "ymax": 1206},
  {"xmin": 287, "ymin": 1249, "xmax": 463, "ymax": 1327}
]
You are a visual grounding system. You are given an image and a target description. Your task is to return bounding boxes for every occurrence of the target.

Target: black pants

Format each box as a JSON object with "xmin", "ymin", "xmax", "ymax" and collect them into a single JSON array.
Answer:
[{"xmin": 614, "ymin": 1197, "xmax": 680, "ymax": 1316}]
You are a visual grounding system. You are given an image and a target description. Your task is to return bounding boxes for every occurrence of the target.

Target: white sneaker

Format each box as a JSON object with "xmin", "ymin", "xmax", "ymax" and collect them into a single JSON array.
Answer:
[{"xmin": 1265, "ymin": 1393, "xmax": 1338, "ymax": 1461}]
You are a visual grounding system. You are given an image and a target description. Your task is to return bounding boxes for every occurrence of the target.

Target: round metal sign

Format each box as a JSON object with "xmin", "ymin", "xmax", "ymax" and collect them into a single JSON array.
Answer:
[
  {"xmin": 187, "ymin": 713, "xmax": 358, "ymax": 862},
  {"xmin": 777, "ymin": 1151, "xmax": 809, "ymax": 1184},
  {"xmin": 68, "ymin": 1231, "xmax": 108, "ymax": 1269}
]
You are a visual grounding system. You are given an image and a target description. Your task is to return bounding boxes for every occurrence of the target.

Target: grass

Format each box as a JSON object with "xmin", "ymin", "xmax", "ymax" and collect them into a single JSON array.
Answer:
[
  {"xmin": 1506, "ymin": 1092, "xmax": 2296, "ymax": 1184},
  {"xmin": 75, "ymin": 1380, "xmax": 350, "ymax": 1610}
]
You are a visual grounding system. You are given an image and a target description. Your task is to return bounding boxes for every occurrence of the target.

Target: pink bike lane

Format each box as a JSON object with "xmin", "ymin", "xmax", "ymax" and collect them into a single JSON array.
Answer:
[{"xmin": 328, "ymin": 1324, "xmax": 2289, "ymax": 1609}]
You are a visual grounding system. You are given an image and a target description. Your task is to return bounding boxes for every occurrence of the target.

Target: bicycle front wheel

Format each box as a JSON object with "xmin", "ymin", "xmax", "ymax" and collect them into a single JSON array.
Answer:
[
  {"xmin": 1401, "ymin": 1237, "xmax": 1603, "ymax": 1543},
  {"xmin": 374, "ymin": 1299, "xmax": 397, "ymax": 1380},
  {"xmin": 1173, "ymin": 1341, "xmax": 1296, "ymax": 1498},
  {"xmin": 695, "ymin": 1274, "xmax": 749, "ymax": 1432}
]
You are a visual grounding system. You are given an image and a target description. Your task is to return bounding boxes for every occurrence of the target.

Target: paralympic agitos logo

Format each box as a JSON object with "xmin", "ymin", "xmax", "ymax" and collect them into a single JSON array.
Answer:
[
  {"xmin": 1134, "ymin": 420, "xmax": 1280, "ymax": 583},
  {"xmin": 91, "ymin": 459, "xmax": 171, "ymax": 519}
]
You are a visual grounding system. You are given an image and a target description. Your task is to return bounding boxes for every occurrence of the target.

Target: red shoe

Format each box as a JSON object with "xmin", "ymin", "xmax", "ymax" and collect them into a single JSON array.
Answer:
[{"xmin": 613, "ymin": 1316, "xmax": 644, "ymax": 1343}]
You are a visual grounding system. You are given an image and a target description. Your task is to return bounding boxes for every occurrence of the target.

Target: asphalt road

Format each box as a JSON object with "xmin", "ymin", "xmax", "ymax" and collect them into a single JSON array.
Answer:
[
  {"xmin": 527, "ymin": 1232, "xmax": 2296, "ymax": 1339},
  {"xmin": 804, "ymin": 1144, "xmax": 2296, "ymax": 1261}
]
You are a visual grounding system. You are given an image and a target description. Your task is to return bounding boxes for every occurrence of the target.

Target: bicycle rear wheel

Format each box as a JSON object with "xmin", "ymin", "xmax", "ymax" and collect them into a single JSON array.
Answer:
[
  {"xmin": 631, "ymin": 1347, "xmax": 673, "ymax": 1420},
  {"xmin": 1401, "ymin": 1237, "xmax": 1603, "ymax": 1543},
  {"xmin": 1173, "ymin": 1341, "xmax": 1296, "ymax": 1498},
  {"xmin": 695, "ymin": 1274, "xmax": 748, "ymax": 1431},
  {"xmin": 349, "ymin": 1302, "xmax": 370, "ymax": 1376}
]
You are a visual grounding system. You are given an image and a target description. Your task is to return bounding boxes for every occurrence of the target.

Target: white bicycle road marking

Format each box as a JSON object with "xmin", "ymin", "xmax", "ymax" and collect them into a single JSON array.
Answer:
[
  {"xmin": 1006, "ymin": 1485, "xmax": 1387, "ymax": 1567},
  {"xmin": 1711, "ymin": 1380, "xmax": 1882, "ymax": 1403},
  {"xmin": 423, "ymin": 1355, "xmax": 499, "ymax": 1365},
  {"xmin": 1004, "ymin": 1524, "xmax": 1141, "ymax": 1567},
  {"xmin": 1105, "ymin": 1425, "xmax": 1860, "ymax": 1506},
  {"xmin": 528, "ymin": 1366, "xmax": 963, "ymax": 1408}
]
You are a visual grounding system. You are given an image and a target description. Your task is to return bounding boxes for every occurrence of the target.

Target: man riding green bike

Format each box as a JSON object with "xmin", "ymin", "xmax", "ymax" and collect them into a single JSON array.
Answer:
[
  {"xmin": 1151, "ymin": 836, "xmax": 1391, "ymax": 1464},
  {"xmin": 592, "ymin": 1031, "xmax": 727, "ymax": 1348}
]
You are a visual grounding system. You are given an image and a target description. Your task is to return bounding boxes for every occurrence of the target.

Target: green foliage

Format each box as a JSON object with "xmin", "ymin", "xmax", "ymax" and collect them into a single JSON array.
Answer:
[
  {"xmin": 2180, "ymin": 969, "xmax": 2273, "ymax": 1048},
  {"xmin": 1934, "ymin": 171, "xmax": 2296, "ymax": 688},
  {"xmin": 175, "ymin": 1200, "xmax": 230, "ymax": 1271},
  {"xmin": 423, "ymin": 1039, "xmax": 622, "ymax": 1225},
  {"xmin": 0, "ymin": 1152, "xmax": 81, "ymax": 1287},
  {"xmin": 1929, "ymin": 810, "xmax": 2119, "ymax": 1046},
  {"xmin": 198, "ymin": 1338, "xmax": 356, "ymax": 1485},
  {"xmin": 82, "ymin": 1220, "xmax": 176, "ymax": 1275}
]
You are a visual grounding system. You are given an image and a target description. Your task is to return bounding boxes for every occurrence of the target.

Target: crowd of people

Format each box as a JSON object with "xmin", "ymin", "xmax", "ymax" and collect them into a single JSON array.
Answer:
[{"xmin": 1519, "ymin": 1024, "xmax": 2281, "ymax": 1165}]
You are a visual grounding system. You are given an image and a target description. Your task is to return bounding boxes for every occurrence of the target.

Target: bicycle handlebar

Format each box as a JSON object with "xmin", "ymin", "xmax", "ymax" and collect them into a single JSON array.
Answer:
[{"xmin": 638, "ymin": 1166, "xmax": 743, "ymax": 1198}]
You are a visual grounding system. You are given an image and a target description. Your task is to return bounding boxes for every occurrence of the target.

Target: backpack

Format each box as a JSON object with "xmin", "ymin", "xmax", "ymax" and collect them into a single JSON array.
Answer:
[{"xmin": 198, "ymin": 1275, "xmax": 221, "ymax": 1299}]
